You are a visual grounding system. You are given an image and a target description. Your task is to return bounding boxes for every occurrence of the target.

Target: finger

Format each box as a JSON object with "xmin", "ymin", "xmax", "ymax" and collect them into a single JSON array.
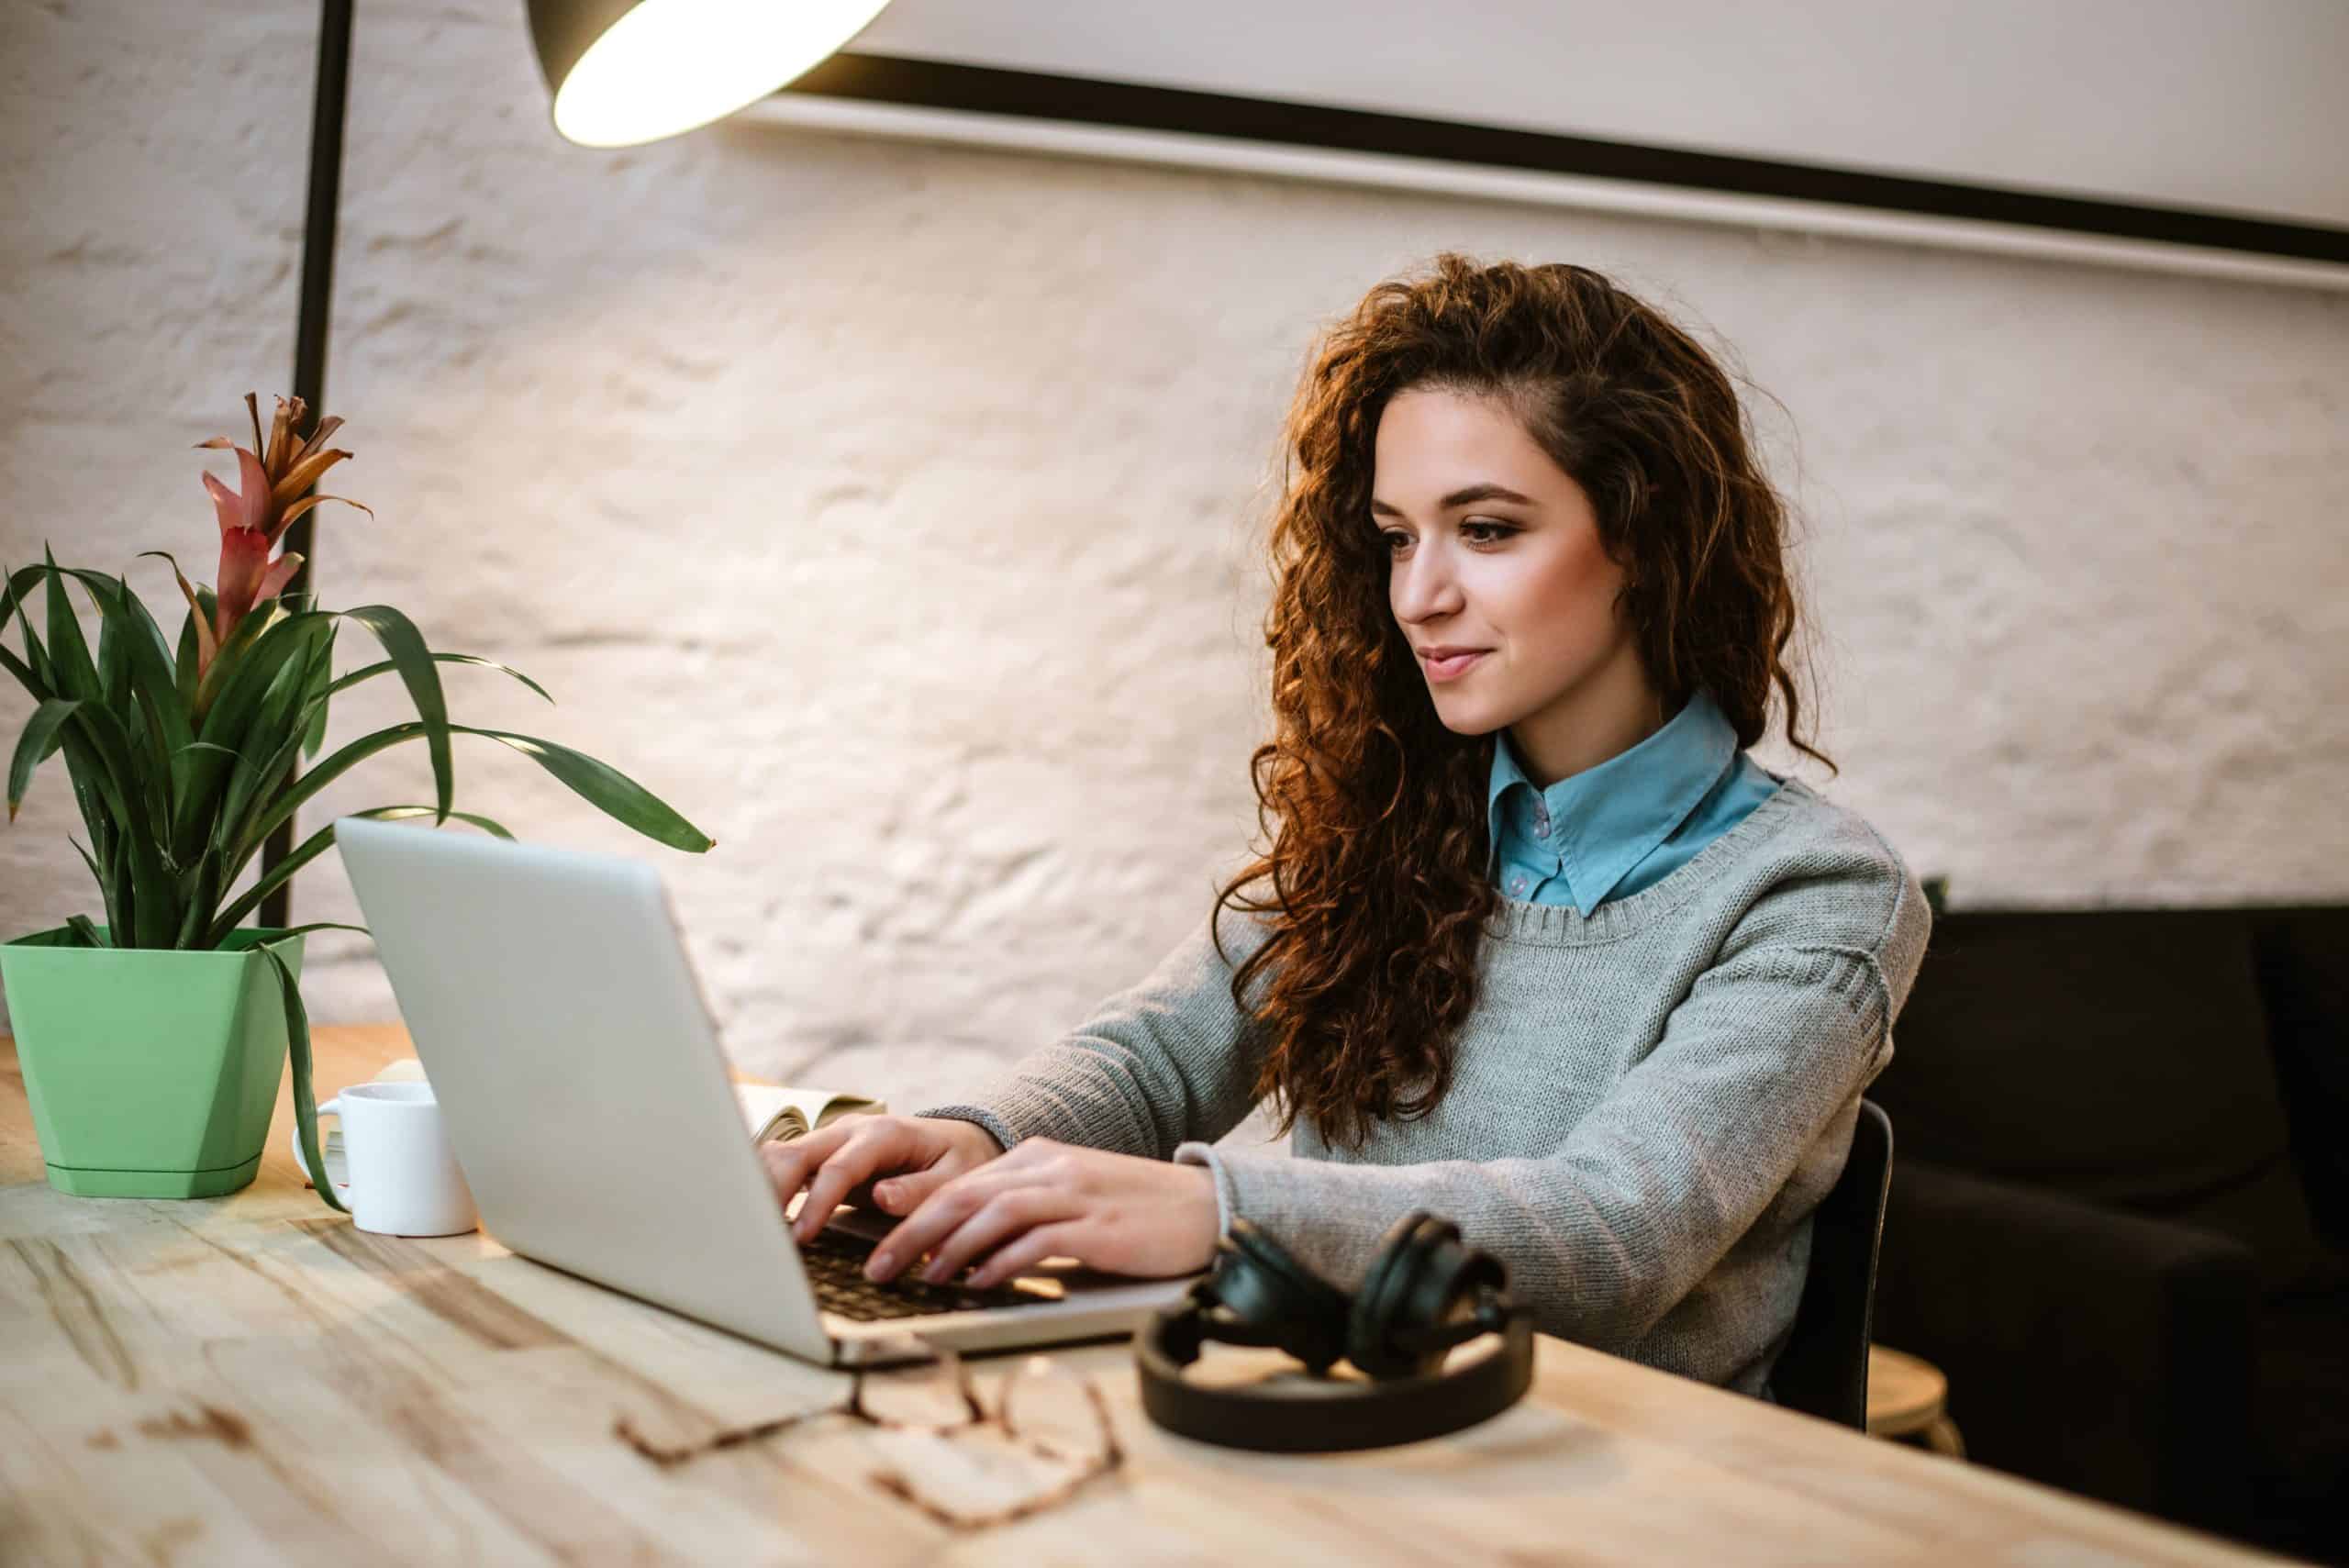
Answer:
[
  {"xmin": 863, "ymin": 1137, "xmax": 1068, "ymax": 1262},
  {"xmin": 873, "ymin": 1160, "xmax": 968, "ymax": 1216},
  {"xmin": 795, "ymin": 1131, "xmax": 911, "ymax": 1243},
  {"xmin": 757, "ymin": 1119, "xmax": 861, "ymax": 1209},
  {"xmin": 913, "ymin": 1188, "xmax": 1078, "ymax": 1285},
  {"xmin": 865, "ymin": 1162, "xmax": 1059, "ymax": 1280},
  {"xmin": 758, "ymin": 1138, "xmax": 822, "ymax": 1211},
  {"xmin": 966, "ymin": 1221, "xmax": 1084, "ymax": 1289}
]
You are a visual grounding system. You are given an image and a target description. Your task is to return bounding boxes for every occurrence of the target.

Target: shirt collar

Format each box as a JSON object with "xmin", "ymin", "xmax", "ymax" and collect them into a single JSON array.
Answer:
[{"xmin": 1486, "ymin": 688, "xmax": 1739, "ymax": 906}]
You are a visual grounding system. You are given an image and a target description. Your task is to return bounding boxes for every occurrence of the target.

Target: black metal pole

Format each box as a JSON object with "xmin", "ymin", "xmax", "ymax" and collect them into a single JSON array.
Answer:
[{"xmin": 260, "ymin": 0, "xmax": 352, "ymax": 933}]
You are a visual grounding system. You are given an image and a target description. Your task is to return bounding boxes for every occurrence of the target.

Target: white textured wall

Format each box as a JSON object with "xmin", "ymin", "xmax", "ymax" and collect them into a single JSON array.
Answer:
[{"xmin": 6, "ymin": 1, "xmax": 2347, "ymax": 1109}]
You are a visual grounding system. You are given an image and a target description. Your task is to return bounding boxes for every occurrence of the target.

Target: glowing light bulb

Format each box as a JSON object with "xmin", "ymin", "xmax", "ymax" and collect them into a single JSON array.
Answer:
[{"xmin": 545, "ymin": 0, "xmax": 896, "ymax": 149}]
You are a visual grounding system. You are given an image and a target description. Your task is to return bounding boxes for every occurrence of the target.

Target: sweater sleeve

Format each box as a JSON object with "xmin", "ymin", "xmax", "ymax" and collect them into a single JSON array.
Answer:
[
  {"xmin": 914, "ymin": 901, "xmax": 1276, "ymax": 1162},
  {"xmin": 1174, "ymin": 851, "xmax": 1932, "ymax": 1355}
]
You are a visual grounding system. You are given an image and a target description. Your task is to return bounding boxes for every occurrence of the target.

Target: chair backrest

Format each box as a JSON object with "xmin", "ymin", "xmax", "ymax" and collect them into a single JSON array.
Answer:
[{"xmin": 1770, "ymin": 1097, "xmax": 1894, "ymax": 1429}]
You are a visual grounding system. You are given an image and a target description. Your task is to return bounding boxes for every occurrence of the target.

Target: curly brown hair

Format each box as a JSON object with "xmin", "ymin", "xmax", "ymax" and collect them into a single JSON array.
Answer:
[{"xmin": 1212, "ymin": 252, "xmax": 1833, "ymax": 1151}]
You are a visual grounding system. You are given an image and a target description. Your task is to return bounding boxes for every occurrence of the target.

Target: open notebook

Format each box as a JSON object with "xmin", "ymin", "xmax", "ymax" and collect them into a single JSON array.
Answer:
[
  {"xmin": 316, "ymin": 1059, "xmax": 885, "ymax": 1182},
  {"xmin": 729, "ymin": 1081, "xmax": 888, "ymax": 1143}
]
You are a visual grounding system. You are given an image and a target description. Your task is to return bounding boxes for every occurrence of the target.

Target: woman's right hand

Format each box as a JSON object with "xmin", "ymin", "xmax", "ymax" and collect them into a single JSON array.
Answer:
[{"xmin": 758, "ymin": 1114, "xmax": 1006, "ymax": 1244}]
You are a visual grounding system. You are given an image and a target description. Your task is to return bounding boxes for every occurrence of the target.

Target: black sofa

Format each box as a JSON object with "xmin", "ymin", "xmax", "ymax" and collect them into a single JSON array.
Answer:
[{"xmin": 1866, "ymin": 904, "xmax": 2349, "ymax": 1565}]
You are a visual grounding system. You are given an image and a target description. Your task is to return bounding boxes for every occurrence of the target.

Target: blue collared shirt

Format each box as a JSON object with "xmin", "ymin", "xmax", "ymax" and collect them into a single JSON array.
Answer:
[{"xmin": 1487, "ymin": 688, "xmax": 1783, "ymax": 910}]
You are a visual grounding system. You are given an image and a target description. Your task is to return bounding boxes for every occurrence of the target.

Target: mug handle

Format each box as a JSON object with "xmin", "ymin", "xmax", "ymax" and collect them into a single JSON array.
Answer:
[{"xmin": 289, "ymin": 1095, "xmax": 351, "ymax": 1196}]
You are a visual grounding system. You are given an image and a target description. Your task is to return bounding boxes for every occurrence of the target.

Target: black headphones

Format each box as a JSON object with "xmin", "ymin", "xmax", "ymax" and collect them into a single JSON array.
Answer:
[{"xmin": 1135, "ymin": 1209, "xmax": 1534, "ymax": 1451}]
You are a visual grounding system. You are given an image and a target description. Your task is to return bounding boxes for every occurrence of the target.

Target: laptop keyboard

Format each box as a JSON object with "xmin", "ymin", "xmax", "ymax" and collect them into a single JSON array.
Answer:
[{"xmin": 797, "ymin": 1225, "xmax": 1060, "ymax": 1321}]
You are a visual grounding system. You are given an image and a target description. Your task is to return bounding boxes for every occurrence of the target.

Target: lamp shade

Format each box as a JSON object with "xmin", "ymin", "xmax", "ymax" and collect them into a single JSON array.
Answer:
[{"xmin": 527, "ymin": 0, "xmax": 895, "ymax": 148}]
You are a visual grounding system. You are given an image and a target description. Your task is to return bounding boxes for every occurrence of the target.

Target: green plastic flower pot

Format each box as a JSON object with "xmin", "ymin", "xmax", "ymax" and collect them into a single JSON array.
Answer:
[{"xmin": 0, "ymin": 925, "xmax": 306, "ymax": 1198}]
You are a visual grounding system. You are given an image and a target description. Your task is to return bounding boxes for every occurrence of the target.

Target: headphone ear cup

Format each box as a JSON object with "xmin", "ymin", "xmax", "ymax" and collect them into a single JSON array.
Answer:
[
  {"xmin": 1213, "ymin": 1218, "xmax": 1354, "ymax": 1373},
  {"xmin": 1347, "ymin": 1212, "xmax": 1462, "ymax": 1379}
]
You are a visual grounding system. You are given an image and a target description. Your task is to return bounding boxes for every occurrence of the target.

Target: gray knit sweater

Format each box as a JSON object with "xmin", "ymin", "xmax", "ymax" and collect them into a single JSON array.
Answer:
[{"xmin": 918, "ymin": 777, "xmax": 1931, "ymax": 1397}]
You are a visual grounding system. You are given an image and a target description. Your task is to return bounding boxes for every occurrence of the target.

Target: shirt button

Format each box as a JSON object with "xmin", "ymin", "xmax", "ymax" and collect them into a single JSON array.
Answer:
[
  {"xmin": 1532, "ymin": 821, "xmax": 1548, "ymax": 838},
  {"xmin": 1509, "ymin": 874, "xmax": 1528, "ymax": 894}
]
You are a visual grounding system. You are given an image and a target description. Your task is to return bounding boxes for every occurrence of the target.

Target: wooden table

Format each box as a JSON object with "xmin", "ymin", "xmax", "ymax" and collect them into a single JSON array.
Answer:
[{"xmin": 0, "ymin": 1028, "xmax": 2303, "ymax": 1566}]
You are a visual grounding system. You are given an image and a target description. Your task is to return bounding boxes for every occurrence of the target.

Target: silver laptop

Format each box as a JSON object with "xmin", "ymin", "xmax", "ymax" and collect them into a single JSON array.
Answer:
[{"xmin": 332, "ymin": 815, "xmax": 1194, "ymax": 1366}]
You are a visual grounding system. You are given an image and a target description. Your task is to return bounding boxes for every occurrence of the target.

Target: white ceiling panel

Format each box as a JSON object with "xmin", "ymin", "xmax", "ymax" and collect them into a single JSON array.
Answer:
[{"xmin": 842, "ymin": 0, "xmax": 2349, "ymax": 230}]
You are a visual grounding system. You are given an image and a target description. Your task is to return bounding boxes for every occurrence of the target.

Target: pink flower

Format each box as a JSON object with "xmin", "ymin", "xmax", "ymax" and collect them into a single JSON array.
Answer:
[{"xmin": 184, "ymin": 393, "xmax": 372, "ymax": 684}]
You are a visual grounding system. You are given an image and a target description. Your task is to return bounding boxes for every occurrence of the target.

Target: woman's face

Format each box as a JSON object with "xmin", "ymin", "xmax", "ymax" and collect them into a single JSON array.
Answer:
[{"xmin": 1371, "ymin": 384, "xmax": 1661, "ymax": 784}]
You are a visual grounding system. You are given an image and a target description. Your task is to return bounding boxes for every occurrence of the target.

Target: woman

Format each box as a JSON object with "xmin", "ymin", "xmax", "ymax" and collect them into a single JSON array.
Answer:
[{"xmin": 763, "ymin": 253, "xmax": 1930, "ymax": 1399}]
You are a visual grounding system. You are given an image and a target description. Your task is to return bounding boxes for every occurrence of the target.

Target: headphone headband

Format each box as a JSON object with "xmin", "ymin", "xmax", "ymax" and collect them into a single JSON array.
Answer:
[{"xmin": 1134, "ymin": 1211, "xmax": 1535, "ymax": 1451}]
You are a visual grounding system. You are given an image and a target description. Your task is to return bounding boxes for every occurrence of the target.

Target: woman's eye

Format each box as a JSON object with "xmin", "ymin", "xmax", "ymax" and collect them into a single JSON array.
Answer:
[{"xmin": 1381, "ymin": 522, "xmax": 1517, "ymax": 551}]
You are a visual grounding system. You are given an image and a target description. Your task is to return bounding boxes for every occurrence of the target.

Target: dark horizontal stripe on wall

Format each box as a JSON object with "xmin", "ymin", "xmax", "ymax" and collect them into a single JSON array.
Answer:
[{"xmin": 779, "ymin": 52, "xmax": 2349, "ymax": 268}]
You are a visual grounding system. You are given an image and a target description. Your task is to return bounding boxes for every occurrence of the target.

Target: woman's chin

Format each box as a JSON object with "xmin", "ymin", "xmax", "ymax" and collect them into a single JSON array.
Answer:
[{"xmin": 1430, "ymin": 700, "xmax": 1509, "ymax": 737}]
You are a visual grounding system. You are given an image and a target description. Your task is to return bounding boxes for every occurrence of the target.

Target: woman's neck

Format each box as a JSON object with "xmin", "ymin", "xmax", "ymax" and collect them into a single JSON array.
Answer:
[{"xmin": 1504, "ymin": 650, "xmax": 1670, "ymax": 789}]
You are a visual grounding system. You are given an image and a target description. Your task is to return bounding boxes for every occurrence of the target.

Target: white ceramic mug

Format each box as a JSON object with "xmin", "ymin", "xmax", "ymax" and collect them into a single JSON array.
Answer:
[{"xmin": 290, "ymin": 1081, "xmax": 478, "ymax": 1236}]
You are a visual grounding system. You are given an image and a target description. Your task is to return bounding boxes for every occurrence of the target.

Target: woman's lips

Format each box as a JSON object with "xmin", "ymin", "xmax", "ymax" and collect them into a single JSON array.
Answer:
[{"xmin": 1422, "ymin": 650, "xmax": 1488, "ymax": 682}]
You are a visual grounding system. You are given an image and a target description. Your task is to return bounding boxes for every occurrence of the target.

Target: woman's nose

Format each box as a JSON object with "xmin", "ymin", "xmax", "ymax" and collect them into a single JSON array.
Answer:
[{"xmin": 1393, "ymin": 555, "xmax": 1462, "ymax": 618}]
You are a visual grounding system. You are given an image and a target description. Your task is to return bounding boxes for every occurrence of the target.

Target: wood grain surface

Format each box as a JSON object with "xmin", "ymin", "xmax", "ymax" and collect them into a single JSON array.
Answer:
[{"xmin": 0, "ymin": 1027, "xmax": 2303, "ymax": 1565}]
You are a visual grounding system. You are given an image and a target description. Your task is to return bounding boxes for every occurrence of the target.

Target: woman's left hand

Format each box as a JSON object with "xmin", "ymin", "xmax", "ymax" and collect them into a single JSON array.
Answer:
[{"xmin": 861, "ymin": 1137, "xmax": 1219, "ymax": 1289}]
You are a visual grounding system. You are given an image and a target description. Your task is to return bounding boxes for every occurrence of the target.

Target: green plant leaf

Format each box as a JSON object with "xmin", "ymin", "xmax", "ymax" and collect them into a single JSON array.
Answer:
[
  {"xmin": 339, "ymin": 805, "xmax": 517, "ymax": 840},
  {"xmin": 30, "ymin": 561, "xmax": 195, "ymax": 835},
  {"xmin": 0, "ymin": 567, "xmax": 57, "ymax": 711},
  {"xmin": 179, "ymin": 611, "xmax": 334, "ymax": 856},
  {"xmin": 67, "ymin": 833, "xmax": 104, "ymax": 888},
  {"xmin": 0, "ymin": 558, "xmax": 27, "ymax": 686},
  {"xmin": 210, "ymin": 626, "xmax": 338, "ymax": 856},
  {"xmin": 121, "ymin": 828, "xmax": 176, "ymax": 948},
  {"xmin": 144, "ymin": 551, "xmax": 213, "ymax": 711},
  {"xmin": 301, "ymin": 688, "xmax": 331, "ymax": 760},
  {"xmin": 450, "ymin": 727, "xmax": 714, "ymax": 851},
  {"xmin": 62, "ymin": 732, "xmax": 117, "ymax": 862},
  {"xmin": 173, "ymin": 843, "xmax": 222, "ymax": 948},
  {"xmin": 7, "ymin": 698, "xmax": 81, "ymax": 823},
  {"xmin": 323, "ymin": 651, "xmax": 554, "ymax": 707},
  {"xmin": 17, "ymin": 651, "xmax": 173, "ymax": 944},
  {"xmin": 53, "ymin": 663, "xmax": 165, "ymax": 842},
  {"xmin": 226, "ymin": 720, "xmax": 433, "ymax": 868},
  {"xmin": 59, "ymin": 697, "xmax": 148, "ymax": 839},
  {"xmin": 245, "ymin": 918, "xmax": 372, "ymax": 946},
  {"xmin": 0, "ymin": 595, "xmax": 44, "ymax": 703},
  {"xmin": 190, "ymin": 596, "xmax": 282, "ymax": 718},
  {"xmin": 5, "ymin": 562, "xmax": 55, "ymax": 693},
  {"xmin": 258, "ymin": 934, "xmax": 345, "ymax": 1215},
  {"xmin": 337, "ymin": 606, "xmax": 451, "ymax": 826},
  {"xmin": 213, "ymin": 640, "xmax": 346, "ymax": 864},
  {"xmin": 79, "ymin": 784, "xmax": 113, "ymax": 876},
  {"xmin": 216, "ymin": 728, "xmax": 309, "ymax": 871},
  {"xmin": 221, "ymin": 635, "xmax": 328, "ymax": 852},
  {"xmin": 41, "ymin": 548, "xmax": 104, "ymax": 707},
  {"xmin": 67, "ymin": 834, "xmax": 122, "ymax": 939},
  {"xmin": 234, "ymin": 718, "xmax": 715, "ymax": 866},
  {"xmin": 275, "ymin": 649, "xmax": 549, "ymax": 784},
  {"xmin": 202, "ymin": 806, "xmax": 517, "ymax": 948},
  {"xmin": 63, "ymin": 914, "xmax": 106, "ymax": 948},
  {"xmin": 70, "ymin": 560, "xmax": 197, "ymax": 817},
  {"xmin": 4, "ymin": 613, "xmax": 136, "ymax": 862},
  {"xmin": 86, "ymin": 563, "xmax": 181, "ymax": 686},
  {"xmin": 104, "ymin": 828, "xmax": 133, "ymax": 947},
  {"xmin": 95, "ymin": 576, "xmax": 132, "ymax": 714},
  {"xmin": 297, "ymin": 624, "xmax": 337, "ymax": 761},
  {"xmin": 195, "ymin": 607, "xmax": 324, "ymax": 746}
]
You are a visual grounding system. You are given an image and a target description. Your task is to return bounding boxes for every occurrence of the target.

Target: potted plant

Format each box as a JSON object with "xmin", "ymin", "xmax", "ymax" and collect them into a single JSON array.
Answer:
[{"xmin": 1, "ymin": 394, "xmax": 713, "ymax": 1204}]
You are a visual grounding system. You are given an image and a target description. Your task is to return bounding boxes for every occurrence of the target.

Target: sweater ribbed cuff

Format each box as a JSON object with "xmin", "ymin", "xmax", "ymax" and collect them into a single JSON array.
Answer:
[
  {"xmin": 1172, "ymin": 1140, "xmax": 1235, "ymax": 1240},
  {"xmin": 912, "ymin": 1105, "xmax": 1017, "ymax": 1155},
  {"xmin": 1165, "ymin": 1144, "xmax": 1442, "ymax": 1291}
]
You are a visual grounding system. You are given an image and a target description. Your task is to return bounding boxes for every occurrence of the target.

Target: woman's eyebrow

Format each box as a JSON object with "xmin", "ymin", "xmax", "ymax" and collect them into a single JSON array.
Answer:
[{"xmin": 1369, "ymin": 483, "xmax": 1535, "ymax": 517}]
